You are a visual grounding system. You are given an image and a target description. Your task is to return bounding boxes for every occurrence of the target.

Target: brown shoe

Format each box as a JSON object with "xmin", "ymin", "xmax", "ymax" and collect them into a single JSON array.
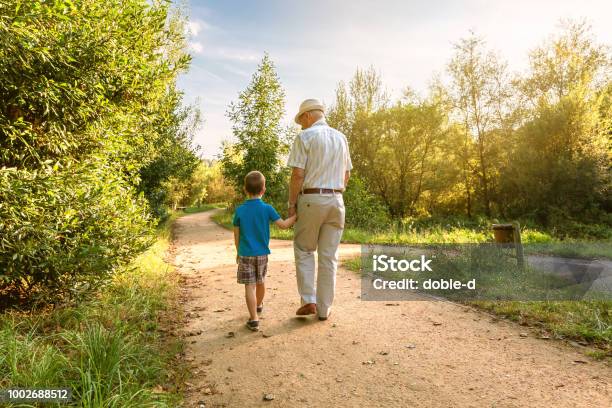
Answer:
[{"xmin": 296, "ymin": 303, "xmax": 317, "ymax": 316}]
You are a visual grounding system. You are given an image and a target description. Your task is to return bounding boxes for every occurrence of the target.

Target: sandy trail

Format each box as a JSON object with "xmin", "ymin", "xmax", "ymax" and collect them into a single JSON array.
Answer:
[{"xmin": 171, "ymin": 210, "xmax": 610, "ymax": 408}]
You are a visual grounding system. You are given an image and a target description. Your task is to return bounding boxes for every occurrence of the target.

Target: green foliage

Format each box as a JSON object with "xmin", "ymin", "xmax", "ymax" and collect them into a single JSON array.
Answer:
[
  {"xmin": 328, "ymin": 21, "xmax": 611, "ymax": 229},
  {"xmin": 137, "ymin": 94, "xmax": 202, "ymax": 221},
  {"xmin": 200, "ymin": 160, "xmax": 236, "ymax": 204},
  {"xmin": 0, "ymin": 214, "xmax": 185, "ymax": 406},
  {"xmin": 221, "ymin": 54, "xmax": 291, "ymax": 208},
  {"xmin": 329, "ymin": 68, "xmax": 469, "ymax": 219},
  {"xmin": 343, "ymin": 176, "xmax": 390, "ymax": 230},
  {"xmin": 498, "ymin": 23, "xmax": 611, "ymax": 224},
  {"xmin": 0, "ymin": 0, "xmax": 200, "ymax": 302},
  {"xmin": 0, "ymin": 162, "xmax": 154, "ymax": 303},
  {"xmin": 471, "ymin": 300, "xmax": 611, "ymax": 353},
  {"xmin": 164, "ymin": 160, "xmax": 236, "ymax": 212},
  {"xmin": 0, "ymin": 0, "xmax": 191, "ymax": 171},
  {"xmin": 446, "ymin": 33, "xmax": 510, "ymax": 216}
]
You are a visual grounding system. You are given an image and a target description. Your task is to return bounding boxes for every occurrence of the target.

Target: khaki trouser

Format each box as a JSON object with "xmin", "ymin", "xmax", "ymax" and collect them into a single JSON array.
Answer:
[{"xmin": 294, "ymin": 193, "xmax": 345, "ymax": 317}]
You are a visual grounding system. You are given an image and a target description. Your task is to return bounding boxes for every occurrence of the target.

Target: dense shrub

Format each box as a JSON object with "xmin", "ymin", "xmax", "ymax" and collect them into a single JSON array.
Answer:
[
  {"xmin": 343, "ymin": 176, "xmax": 390, "ymax": 230},
  {"xmin": 0, "ymin": 163, "xmax": 154, "ymax": 302},
  {"xmin": 199, "ymin": 160, "xmax": 236, "ymax": 205},
  {"xmin": 0, "ymin": 0, "xmax": 198, "ymax": 304}
]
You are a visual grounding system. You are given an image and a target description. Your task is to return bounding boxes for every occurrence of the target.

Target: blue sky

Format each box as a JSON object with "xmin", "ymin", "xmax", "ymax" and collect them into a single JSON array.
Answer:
[{"xmin": 177, "ymin": 0, "xmax": 612, "ymax": 158}]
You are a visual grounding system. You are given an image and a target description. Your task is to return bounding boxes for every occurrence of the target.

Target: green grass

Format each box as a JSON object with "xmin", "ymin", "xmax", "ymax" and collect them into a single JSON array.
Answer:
[
  {"xmin": 211, "ymin": 210, "xmax": 232, "ymax": 229},
  {"xmin": 471, "ymin": 300, "xmax": 611, "ymax": 358},
  {"xmin": 523, "ymin": 241, "xmax": 612, "ymax": 259},
  {"xmin": 212, "ymin": 209, "xmax": 493, "ymax": 243},
  {"xmin": 0, "ymin": 211, "xmax": 187, "ymax": 407},
  {"xmin": 182, "ymin": 202, "xmax": 227, "ymax": 214},
  {"xmin": 212, "ymin": 209, "xmax": 611, "ymax": 259}
]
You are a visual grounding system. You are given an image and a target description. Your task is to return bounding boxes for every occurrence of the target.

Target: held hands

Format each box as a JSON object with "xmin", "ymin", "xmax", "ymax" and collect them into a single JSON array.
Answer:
[{"xmin": 274, "ymin": 212, "xmax": 297, "ymax": 230}]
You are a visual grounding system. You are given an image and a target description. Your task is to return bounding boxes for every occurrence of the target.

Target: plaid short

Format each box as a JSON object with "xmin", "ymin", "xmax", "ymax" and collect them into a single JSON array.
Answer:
[{"xmin": 237, "ymin": 255, "xmax": 268, "ymax": 284}]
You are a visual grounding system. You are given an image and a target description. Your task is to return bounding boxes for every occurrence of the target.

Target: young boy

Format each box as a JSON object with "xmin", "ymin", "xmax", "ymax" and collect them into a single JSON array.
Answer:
[{"xmin": 233, "ymin": 171, "xmax": 296, "ymax": 331}]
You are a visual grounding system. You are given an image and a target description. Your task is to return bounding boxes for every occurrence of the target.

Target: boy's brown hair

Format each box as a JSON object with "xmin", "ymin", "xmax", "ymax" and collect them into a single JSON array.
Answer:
[{"xmin": 244, "ymin": 171, "xmax": 265, "ymax": 195}]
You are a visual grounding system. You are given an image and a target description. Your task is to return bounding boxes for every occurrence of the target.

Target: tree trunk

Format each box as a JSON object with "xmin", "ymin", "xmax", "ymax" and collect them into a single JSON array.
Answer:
[{"xmin": 477, "ymin": 137, "xmax": 491, "ymax": 217}]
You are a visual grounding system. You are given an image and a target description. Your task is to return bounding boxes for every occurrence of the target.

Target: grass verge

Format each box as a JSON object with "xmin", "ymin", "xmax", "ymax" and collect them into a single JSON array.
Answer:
[
  {"xmin": 470, "ymin": 300, "xmax": 611, "ymax": 355},
  {"xmin": 212, "ymin": 209, "xmax": 611, "ymax": 259},
  {"xmin": 212, "ymin": 208, "xmax": 496, "ymax": 243},
  {"xmin": 0, "ymin": 211, "xmax": 188, "ymax": 407},
  {"xmin": 182, "ymin": 202, "xmax": 227, "ymax": 214}
]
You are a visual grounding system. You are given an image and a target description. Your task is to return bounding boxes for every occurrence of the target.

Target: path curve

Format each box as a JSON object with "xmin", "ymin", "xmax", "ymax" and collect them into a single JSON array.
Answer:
[{"xmin": 171, "ymin": 210, "xmax": 611, "ymax": 407}]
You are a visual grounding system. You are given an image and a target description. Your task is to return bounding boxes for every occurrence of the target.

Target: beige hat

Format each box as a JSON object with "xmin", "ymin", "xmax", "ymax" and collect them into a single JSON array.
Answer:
[{"xmin": 294, "ymin": 98, "xmax": 325, "ymax": 124}]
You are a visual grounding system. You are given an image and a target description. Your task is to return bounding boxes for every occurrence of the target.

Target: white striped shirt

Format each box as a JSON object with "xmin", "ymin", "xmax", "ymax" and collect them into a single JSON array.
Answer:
[{"xmin": 287, "ymin": 118, "xmax": 353, "ymax": 190}]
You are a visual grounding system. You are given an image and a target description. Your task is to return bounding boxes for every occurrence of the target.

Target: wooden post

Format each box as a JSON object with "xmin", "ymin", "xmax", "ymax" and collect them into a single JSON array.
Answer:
[{"xmin": 512, "ymin": 222, "xmax": 525, "ymax": 270}]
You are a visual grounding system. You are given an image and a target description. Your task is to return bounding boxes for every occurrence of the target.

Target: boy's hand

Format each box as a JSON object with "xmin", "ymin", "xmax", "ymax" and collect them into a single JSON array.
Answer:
[
  {"xmin": 286, "ymin": 214, "xmax": 297, "ymax": 229},
  {"xmin": 275, "ymin": 214, "xmax": 297, "ymax": 229}
]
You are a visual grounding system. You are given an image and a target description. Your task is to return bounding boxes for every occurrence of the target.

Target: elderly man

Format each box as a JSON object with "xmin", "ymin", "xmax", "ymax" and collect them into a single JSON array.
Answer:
[{"xmin": 286, "ymin": 99, "xmax": 352, "ymax": 321}]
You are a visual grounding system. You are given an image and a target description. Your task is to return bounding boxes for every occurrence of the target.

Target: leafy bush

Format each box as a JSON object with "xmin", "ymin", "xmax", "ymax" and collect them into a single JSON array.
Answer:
[
  {"xmin": 0, "ymin": 215, "xmax": 184, "ymax": 406},
  {"xmin": 0, "ymin": 163, "xmax": 153, "ymax": 304},
  {"xmin": 343, "ymin": 176, "xmax": 390, "ymax": 230},
  {"xmin": 200, "ymin": 160, "xmax": 236, "ymax": 205},
  {"xmin": 0, "ymin": 0, "xmax": 191, "ymax": 170},
  {"xmin": 0, "ymin": 0, "xmax": 197, "ymax": 303},
  {"xmin": 520, "ymin": 229, "xmax": 554, "ymax": 243}
]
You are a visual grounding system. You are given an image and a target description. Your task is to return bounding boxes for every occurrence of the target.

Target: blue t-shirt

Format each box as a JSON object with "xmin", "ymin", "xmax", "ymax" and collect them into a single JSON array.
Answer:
[{"xmin": 232, "ymin": 198, "xmax": 281, "ymax": 256}]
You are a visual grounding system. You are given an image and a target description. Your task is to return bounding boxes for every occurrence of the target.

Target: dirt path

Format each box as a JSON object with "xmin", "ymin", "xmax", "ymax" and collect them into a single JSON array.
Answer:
[{"xmin": 171, "ymin": 210, "xmax": 610, "ymax": 408}]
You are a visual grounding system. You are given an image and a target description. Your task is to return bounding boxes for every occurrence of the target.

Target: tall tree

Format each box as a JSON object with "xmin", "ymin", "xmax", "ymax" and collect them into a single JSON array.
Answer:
[
  {"xmin": 500, "ymin": 21, "xmax": 611, "ymax": 223},
  {"xmin": 519, "ymin": 20, "xmax": 610, "ymax": 107},
  {"xmin": 328, "ymin": 66, "xmax": 388, "ymax": 134},
  {"xmin": 221, "ymin": 54, "xmax": 288, "ymax": 206},
  {"xmin": 447, "ymin": 33, "xmax": 511, "ymax": 216}
]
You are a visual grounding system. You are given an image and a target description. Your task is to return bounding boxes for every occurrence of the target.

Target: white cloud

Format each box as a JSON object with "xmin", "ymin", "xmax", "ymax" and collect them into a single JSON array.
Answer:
[
  {"xmin": 213, "ymin": 47, "xmax": 259, "ymax": 62},
  {"xmin": 186, "ymin": 21, "xmax": 201, "ymax": 37},
  {"xmin": 189, "ymin": 41, "xmax": 204, "ymax": 54},
  {"xmin": 186, "ymin": 19, "xmax": 214, "ymax": 38}
]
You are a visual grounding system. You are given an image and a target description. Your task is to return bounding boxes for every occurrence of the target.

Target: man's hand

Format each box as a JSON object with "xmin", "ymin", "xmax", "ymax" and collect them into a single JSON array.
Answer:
[
  {"xmin": 288, "ymin": 206, "xmax": 296, "ymax": 218},
  {"xmin": 288, "ymin": 167, "xmax": 305, "ymax": 206}
]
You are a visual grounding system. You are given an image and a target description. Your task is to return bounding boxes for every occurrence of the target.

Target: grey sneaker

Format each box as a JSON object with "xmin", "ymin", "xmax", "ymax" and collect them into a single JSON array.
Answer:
[{"xmin": 246, "ymin": 320, "xmax": 259, "ymax": 331}]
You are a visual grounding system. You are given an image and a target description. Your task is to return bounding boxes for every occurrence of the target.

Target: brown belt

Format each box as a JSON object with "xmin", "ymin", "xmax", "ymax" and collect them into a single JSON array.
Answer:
[{"xmin": 301, "ymin": 188, "xmax": 343, "ymax": 194}]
